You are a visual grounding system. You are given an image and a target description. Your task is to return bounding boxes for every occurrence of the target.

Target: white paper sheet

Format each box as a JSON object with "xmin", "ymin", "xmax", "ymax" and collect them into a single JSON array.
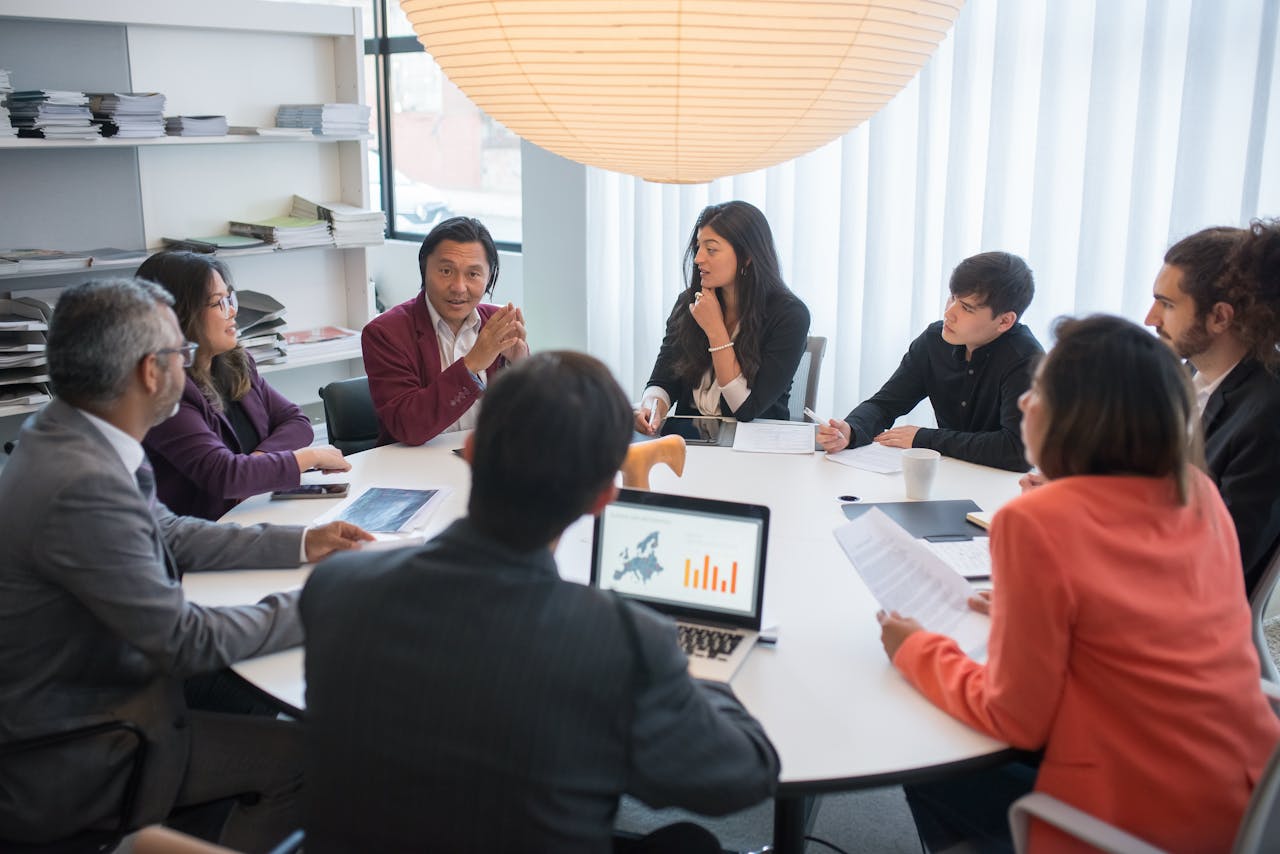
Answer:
[
  {"xmin": 824, "ymin": 444, "xmax": 904, "ymax": 473},
  {"xmin": 731, "ymin": 419, "xmax": 816, "ymax": 454},
  {"xmin": 922, "ymin": 539, "xmax": 993, "ymax": 580},
  {"xmin": 834, "ymin": 508, "xmax": 989, "ymax": 655}
]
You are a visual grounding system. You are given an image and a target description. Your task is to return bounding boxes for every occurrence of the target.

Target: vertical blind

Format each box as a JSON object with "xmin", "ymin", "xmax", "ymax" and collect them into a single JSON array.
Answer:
[{"xmin": 585, "ymin": 0, "xmax": 1280, "ymax": 419}]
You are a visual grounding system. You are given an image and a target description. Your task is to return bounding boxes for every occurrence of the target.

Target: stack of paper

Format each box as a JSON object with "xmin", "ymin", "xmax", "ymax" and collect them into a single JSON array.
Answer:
[
  {"xmin": 291, "ymin": 195, "xmax": 385, "ymax": 246},
  {"xmin": 161, "ymin": 235, "xmax": 268, "ymax": 255},
  {"xmin": 164, "ymin": 115, "xmax": 228, "ymax": 137},
  {"xmin": 229, "ymin": 215, "xmax": 332, "ymax": 250},
  {"xmin": 0, "ymin": 70, "xmax": 15, "ymax": 138},
  {"xmin": 275, "ymin": 103, "xmax": 370, "ymax": 136},
  {"xmin": 5, "ymin": 90, "xmax": 99, "ymax": 140},
  {"xmin": 0, "ymin": 297, "xmax": 53, "ymax": 411},
  {"xmin": 87, "ymin": 247, "xmax": 149, "ymax": 267},
  {"xmin": 0, "ymin": 249, "xmax": 91, "ymax": 274},
  {"xmin": 282, "ymin": 325, "xmax": 358, "ymax": 360},
  {"xmin": 89, "ymin": 92, "xmax": 166, "ymax": 138},
  {"xmin": 234, "ymin": 290, "xmax": 287, "ymax": 365}
]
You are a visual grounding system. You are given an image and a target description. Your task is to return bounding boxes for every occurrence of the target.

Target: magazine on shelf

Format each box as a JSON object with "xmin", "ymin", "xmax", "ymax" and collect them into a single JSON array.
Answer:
[
  {"xmin": 162, "ymin": 235, "xmax": 269, "ymax": 254},
  {"xmin": 0, "ymin": 250, "xmax": 91, "ymax": 274}
]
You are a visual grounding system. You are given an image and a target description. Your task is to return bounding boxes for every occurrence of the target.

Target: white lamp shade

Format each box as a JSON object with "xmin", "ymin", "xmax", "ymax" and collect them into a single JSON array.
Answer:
[{"xmin": 399, "ymin": 0, "xmax": 963, "ymax": 184}]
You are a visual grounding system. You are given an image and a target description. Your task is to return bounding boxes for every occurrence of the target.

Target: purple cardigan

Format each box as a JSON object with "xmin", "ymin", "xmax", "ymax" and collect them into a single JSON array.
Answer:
[{"xmin": 143, "ymin": 358, "xmax": 314, "ymax": 520}]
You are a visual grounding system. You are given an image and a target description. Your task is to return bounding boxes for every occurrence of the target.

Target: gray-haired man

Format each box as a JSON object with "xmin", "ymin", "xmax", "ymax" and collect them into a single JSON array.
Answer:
[{"xmin": 0, "ymin": 279, "xmax": 369, "ymax": 849}]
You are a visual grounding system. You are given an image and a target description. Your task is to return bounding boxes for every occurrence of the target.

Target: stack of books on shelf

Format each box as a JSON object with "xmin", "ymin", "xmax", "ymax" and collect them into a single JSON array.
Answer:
[
  {"xmin": 0, "ymin": 296, "xmax": 53, "ymax": 415},
  {"xmin": 89, "ymin": 92, "xmax": 166, "ymax": 138},
  {"xmin": 165, "ymin": 115, "xmax": 228, "ymax": 137},
  {"xmin": 229, "ymin": 215, "xmax": 332, "ymax": 250},
  {"xmin": 162, "ymin": 235, "xmax": 268, "ymax": 255},
  {"xmin": 282, "ymin": 324, "xmax": 359, "ymax": 361},
  {"xmin": 0, "ymin": 249, "xmax": 91, "ymax": 274},
  {"xmin": 275, "ymin": 103, "xmax": 370, "ymax": 136},
  {"xmin": 291, "ymin": 195, "xmax": 386, "ymax": 247},
  {"xmin": 235, "ymin": 290, "xmax": 287, "ymax": 366},
  {"xmin": 5, "ymin": 90, "xmax": 99, "ymax": 140},
  {"xmin": 0, "ymin": 70, "xmax": 15, "ymax": 138}
]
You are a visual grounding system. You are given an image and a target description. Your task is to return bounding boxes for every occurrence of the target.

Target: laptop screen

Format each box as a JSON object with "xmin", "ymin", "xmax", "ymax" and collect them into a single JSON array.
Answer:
[{"xmin": 590, "ymin": 489, "xmax": 768, "ymax": 629}]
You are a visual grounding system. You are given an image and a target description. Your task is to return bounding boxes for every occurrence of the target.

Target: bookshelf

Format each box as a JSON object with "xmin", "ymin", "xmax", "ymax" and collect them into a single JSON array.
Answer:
[{"xmin": 0, "ymin": 0, "xmax": 375, "ymax": 448}]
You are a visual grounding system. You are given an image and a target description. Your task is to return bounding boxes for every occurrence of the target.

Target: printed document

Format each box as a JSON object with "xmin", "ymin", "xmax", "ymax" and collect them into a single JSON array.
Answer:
[
  {"xmin": 731, "ymin": 419, "xmax": 815, "ymax": 454},
  {"xmin": 825, "ymin": 444, "xmax": 904, "ymax": 473},
  {"xmin": 834, "ymin": 508, "xmax": 988, "ymax": 655}
]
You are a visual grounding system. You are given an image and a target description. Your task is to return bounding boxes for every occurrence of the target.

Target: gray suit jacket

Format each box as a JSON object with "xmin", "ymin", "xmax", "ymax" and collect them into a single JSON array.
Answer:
[
  {"xmin": 302, "ymin": 518, "xmax": 780, "ymax": 854},
  {"xmin": 0, "ymin": 400, "xmax": 305, "ymax": 842}
]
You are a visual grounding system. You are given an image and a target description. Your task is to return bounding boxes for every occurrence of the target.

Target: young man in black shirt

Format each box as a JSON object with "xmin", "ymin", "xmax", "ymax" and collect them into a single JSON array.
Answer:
[{"xmin": 817, "ymin": 252, "xmax": 1042, "ymax": 471}]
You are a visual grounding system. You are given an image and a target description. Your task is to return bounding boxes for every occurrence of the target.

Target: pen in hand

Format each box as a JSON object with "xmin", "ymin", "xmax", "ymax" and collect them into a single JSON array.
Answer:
[
  {"xmin": 803, "ymin": 407, "xmax": 824, "ymax": 423},
  {"xmin": 647, "ymin": 404, "xmax": 661, "ymax": 431}
]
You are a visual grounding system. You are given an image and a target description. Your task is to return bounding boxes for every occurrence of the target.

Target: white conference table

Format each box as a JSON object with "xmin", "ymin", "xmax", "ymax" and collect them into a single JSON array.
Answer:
[{"xmin": 186, "ymin": 433, "xmax": 1024, "ymax": 853}]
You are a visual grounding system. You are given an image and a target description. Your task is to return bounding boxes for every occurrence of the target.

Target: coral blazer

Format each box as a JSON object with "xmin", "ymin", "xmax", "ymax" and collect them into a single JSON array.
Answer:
[{"xmin": 895, "ymin": 470, "xmax": 1280, "ymax": 853}]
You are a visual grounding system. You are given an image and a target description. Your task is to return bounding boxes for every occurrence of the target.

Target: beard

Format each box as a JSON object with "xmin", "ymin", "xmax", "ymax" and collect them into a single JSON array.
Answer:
[
  {"xmin": 152, "ymin": 368, "xmax": 184, "ymax": 426},
  {"xmin": 1169, "ymin": 317, "xmax": 1214, "ymax": 360}
]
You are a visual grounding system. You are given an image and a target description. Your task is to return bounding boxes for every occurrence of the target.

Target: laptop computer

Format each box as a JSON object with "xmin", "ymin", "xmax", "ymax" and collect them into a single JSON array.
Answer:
[{"xmin": 590, "ymin": 488, "xmax": 769, "ymax": 681}]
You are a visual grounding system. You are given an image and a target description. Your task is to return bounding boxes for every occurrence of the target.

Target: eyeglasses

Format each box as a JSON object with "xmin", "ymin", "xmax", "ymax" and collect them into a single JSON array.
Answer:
[
  {"xmin": 207, "ymin": 291, "xmax": 238, "ymax": 319},
  {"xmin": 154, "ymin": 342, "xmax": 199, "ymax": 368}
]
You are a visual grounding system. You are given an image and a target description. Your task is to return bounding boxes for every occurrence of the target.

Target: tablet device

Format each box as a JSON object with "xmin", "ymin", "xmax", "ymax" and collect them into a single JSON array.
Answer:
[
  {"xmin": 271, "ymin": 483, "xmax": 349, "ymax": 500},
  {"xmin": 661, "ymin": 416, "xmax": 736, "ymax": 446}
]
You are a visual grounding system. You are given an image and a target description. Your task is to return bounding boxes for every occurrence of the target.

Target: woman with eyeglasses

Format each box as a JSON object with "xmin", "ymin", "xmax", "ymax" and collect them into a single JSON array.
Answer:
[{"xmin": 138, "ymin": 250, "xmax": 349, "ymax": 520}]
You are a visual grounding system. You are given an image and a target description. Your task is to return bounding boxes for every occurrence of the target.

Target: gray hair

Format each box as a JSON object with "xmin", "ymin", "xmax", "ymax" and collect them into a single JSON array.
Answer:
[{"xmin": 48, "ymin": 278, "xmax": 175, "ymax": 407}]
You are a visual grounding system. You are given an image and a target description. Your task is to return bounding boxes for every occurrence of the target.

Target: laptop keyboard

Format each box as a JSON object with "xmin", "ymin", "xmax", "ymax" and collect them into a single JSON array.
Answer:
[{"xmin": 677, "ymin": 625, "xmax": 745, "ymax": 660}]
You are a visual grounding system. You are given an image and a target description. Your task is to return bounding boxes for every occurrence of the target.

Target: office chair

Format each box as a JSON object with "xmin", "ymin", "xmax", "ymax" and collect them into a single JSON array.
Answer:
[
  {"xmin": 318, "ymin": 376, "xmax": 379, "ymax": 455},
  {"xmin": 787, "ymin": 336, "xmax": 827, "ymax": 421},
  {"xmin": 1007, "ymin": 680, "xmax": 1280, "ymax": 854},
  {"xmin": 0, "ymin": 720, "xmax": 147, "ymax": 854},
  {"xmin": 1250, "ymin": 544, "xmax": 1280, "ymax": 683}
]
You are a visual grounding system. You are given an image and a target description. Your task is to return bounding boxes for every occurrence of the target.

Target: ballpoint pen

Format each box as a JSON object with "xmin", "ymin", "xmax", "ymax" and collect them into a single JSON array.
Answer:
[{"xmin": 803, "ymin": 406, "xmax": 824, "ymax": 423}]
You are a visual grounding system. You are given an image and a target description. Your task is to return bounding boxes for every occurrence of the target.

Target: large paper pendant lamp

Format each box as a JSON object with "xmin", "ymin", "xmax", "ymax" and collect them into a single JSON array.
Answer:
[{"xmin": 398, "ymin": 1, "xmax": 963, "ymax": 184}]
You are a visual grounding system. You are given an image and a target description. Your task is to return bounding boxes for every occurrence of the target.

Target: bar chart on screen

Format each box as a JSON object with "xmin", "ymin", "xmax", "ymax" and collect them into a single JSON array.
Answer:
[{"xmin": 684, "ymin": 556, "xmax": 738, "ymax": 595}]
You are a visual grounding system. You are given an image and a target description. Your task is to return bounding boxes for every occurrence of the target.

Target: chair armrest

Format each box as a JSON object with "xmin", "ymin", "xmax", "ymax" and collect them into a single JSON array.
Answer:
[
  {"xmin": 1261, "ymin": 677, "xmax": 1280, "ymax": 710},
  {"xmin": 1008, "ymin": 793, "xmax": 1167, "ymax": 854}
]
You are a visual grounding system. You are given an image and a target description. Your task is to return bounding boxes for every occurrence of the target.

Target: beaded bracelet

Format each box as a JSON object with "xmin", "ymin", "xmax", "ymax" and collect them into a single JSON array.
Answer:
[{"xmin": 708, "ymin": 341, "xmax": 735, "ymax": 353}]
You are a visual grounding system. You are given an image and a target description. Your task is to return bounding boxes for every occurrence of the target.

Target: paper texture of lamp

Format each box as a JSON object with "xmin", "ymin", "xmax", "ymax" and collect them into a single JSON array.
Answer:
[{"xmin": 398, "ymin": 0, "xmax": 963, "ymax": 184}]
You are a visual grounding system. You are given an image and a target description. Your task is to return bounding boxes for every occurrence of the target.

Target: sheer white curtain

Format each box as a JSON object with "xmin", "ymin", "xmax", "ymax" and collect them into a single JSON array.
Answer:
[{"xmin": 584, "ymin": 0, "xmax": 1280, "ymax": 419}]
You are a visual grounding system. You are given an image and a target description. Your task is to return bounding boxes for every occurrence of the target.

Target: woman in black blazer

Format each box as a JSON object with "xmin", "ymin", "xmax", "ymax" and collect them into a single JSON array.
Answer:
[{"xmin": 635, "ymin": 200, "xmax": 811, "ymax": 432}]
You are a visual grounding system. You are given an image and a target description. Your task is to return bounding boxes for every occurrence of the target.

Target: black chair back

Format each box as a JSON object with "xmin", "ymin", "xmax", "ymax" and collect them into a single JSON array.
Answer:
[{"xmin": 319, "ymin": 377, "xmax": 380, "ymax": 455}]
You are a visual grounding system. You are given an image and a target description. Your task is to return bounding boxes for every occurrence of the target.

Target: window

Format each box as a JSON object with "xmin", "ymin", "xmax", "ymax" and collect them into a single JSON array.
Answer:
[{"xmin": 364, "ymin": 0, "xmax": 522, "ymax": 247}]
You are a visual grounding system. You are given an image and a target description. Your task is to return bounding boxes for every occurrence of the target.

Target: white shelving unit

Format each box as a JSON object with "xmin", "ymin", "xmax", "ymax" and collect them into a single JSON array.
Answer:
[{"xmin": 0, "ymin": 0, "xmax": 376, "ymax": 445}]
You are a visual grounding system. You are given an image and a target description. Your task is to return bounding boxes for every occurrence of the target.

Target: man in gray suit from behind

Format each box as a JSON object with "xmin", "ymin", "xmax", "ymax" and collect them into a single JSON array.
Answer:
[
  {"xmin": 302, "ymin": 351, "xmax": 780, "ymax": 853},
  {"xmin": 0, "ymin": 279, "xmax": 370, "ymax": 850}
]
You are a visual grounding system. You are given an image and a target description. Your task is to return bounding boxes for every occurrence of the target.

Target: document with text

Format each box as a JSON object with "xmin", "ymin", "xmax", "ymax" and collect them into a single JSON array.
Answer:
[
  {"xmin": 824, "ymin": 444, "xmax": 904, "ymax": 473},
  {"xmin": 731, "ymin": 419, "xmax": 816, "ymax": 454},
  {"xmin": 834, "ymin": 508, "xmax": 989, "ymax": 656}
]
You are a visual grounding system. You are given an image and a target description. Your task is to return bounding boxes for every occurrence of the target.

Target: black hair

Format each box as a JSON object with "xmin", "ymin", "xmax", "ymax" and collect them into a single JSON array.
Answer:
[
  {"xmin": 949, "ymin": 252, "xmax": 1035, "ymax": 320},
  {"xmin": 417, "ymin": 216, "xmax": 500, "ymax": 294},
  {"xmin": 468, "ymin": 352, "xmax": 633, "ymax": 551}
]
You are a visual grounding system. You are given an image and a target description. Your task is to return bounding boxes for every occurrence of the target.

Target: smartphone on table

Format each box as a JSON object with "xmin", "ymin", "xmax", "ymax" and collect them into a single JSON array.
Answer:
[{"xmin": 270, "ymin": 483, "xmax": 350, "ymax": 500}]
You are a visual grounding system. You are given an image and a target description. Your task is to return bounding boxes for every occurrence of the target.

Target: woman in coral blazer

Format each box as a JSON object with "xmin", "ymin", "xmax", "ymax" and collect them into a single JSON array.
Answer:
[{"xmin": 878, "ymin": 314, "xmax": 1280, "ymax": 853}]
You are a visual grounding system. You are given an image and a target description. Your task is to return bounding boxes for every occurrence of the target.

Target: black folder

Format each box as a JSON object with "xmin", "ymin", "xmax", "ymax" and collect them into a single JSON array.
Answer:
[{"xmin": 841, "ymin": 499, "xmax": 986, "ymax": 541}]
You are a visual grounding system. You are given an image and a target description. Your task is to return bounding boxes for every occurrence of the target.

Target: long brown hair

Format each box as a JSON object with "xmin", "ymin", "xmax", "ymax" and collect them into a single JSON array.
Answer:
[
  {"xmin": 136, "ymin": 250, "xmax": 251, "ymax": 409},
  {"xmin": 1034, "ymin": 314, "xmax": 1204, "ymax": 504}
]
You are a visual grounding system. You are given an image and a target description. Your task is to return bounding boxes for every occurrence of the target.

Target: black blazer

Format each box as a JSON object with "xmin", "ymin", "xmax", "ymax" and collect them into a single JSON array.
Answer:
[
  {"xmin": 645, "ymin": 288, "xmax": 810, "ymax": 422},
  {"xmin": 301, "ymin": 519, "xmax": 779, "ymax": 854},
  {"xmin": 1202, "ymin": 358, "xmax": 1280, "ymax": 596}
]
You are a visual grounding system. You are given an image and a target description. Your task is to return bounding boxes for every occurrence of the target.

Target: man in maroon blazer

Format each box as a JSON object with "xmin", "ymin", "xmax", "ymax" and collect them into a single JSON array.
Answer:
[{"xmin": 363, "ymin": 217, "xmax": 529, "ymax": 445}]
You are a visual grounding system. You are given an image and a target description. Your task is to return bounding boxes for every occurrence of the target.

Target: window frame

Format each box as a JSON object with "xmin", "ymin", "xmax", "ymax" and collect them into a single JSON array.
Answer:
[{"xmin": 364, "ymin": 0, "xmax": 522, "ymax": 251}]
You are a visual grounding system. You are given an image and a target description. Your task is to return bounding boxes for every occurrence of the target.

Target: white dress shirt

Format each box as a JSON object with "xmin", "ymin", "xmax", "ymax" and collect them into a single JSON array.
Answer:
[
  {"xmin": 425, "ymin": 300, "xmax": 486, "ymax": 433},
  {"xmin": 1192, "ymin": 358, "xmax": 1241, "ymax": 418}
]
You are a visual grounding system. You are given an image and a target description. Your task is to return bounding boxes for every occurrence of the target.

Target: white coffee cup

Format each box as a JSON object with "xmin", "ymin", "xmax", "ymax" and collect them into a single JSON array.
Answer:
[{"xmin": 902, "ymin": 448, "xmax": 942, "ymax": 500}]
